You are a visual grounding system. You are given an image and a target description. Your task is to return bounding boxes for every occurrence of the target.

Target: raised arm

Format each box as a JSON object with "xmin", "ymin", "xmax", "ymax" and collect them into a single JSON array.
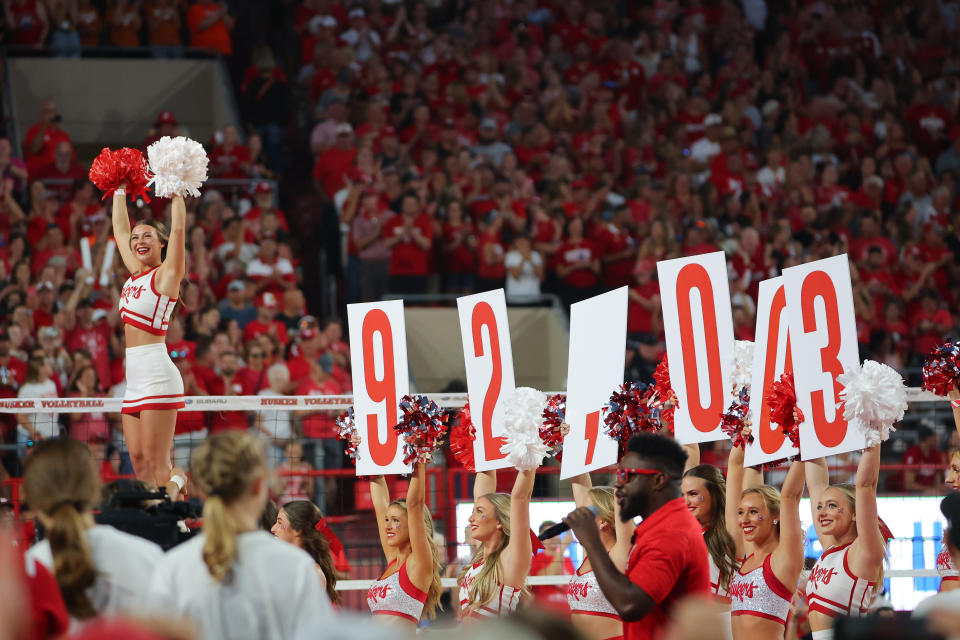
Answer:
[
  {"xmin": 112, "ymin": 191, "xmax": 138, "ymax": 273},
  {"xmin": 157, "ymin": 195, "xmax": 186, "ymax": 290},
  {"xmin": 950, "ymin": 385, "xmax": 960, "ymax": 440},
  {"xmin": 405, "ymin": 463, "xmax": 435, "ymax": 587},
  {"xmin": 805, "ymin": 457, "xmax": 830, "ymax": 540},
  {"xmin": 571, "ymin": 471, "xmax": 592, "ymax": 508},
  {"xmin": 725, "ymin": 439, "xmax": 747, "ymax": 557},
  {"xmin": 682, "ymin": 443, "xmax": 700, "ymax": 473},
  {"xmin": 500, "ymin": 469, "xmax": 535, "ymax": 587},
  {"xmin": 370, "ymin": 475, "xmax": 395, "ymax": 562},
  {"xmin": 474, "ymin": 470, "xmax": 496, "ymax": 501},
  {"xmin": 851, "ymin": 445, "xmax": 886, "ymax": 572},
  {"xmin": 770, "ymin": 461, "xmax": 806, "ymax": 585}
]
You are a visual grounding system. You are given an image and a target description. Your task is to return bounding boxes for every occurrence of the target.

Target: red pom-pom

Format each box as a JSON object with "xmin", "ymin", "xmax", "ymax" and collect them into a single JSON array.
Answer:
[
  {"xmin": 394, "ymin": 395, "xmax": 447, "ymax": 465},
  {"xmin": 768, "ymin": 372, "xmax": 803, "ymax": 450},
  {"xmin": 604, "ymin": 382, "xmax": 656, "ymax": 457},
  {"xmin": 449, "ymin": 402, "xmax": 476, "ymax": 471},
  {"xmin": 539, "ymin": 394, "xmax": 566, "ymax": 460},
  {"xmin": 88, "ymin": 147, "xmax": 152, "ymax": 202},
  {"xmin": 720, "ymin": 387, "xmax": 753, "ymax": 449},
  {"xmin": 921, "ymin": 342, "xmax": 960, "ymax": 396},
  {"xmin": 335, "ymin": 407, "xmax": 359, "ymax": 465},
  {"xmin": 649, "ymin": 354, "xmax": 678, "ymax": 433}
]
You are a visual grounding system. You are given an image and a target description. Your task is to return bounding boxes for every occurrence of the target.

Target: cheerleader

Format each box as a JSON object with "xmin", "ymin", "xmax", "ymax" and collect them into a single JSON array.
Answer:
[
  {"xmin": 938, "ymin": 385, "xmax": 960, "ymax": 591},
  {"xmin": 112, "ymin": 187, "xmax": 186, "ymax": 498},
  {"xmin": 458, "ymin": 468, "xmax": 536, "ymax": 619},
  {"xmin": 366, "ymin": 462, "xmax": 443, "ymax": 628},
  {"xmin": 804, "ymin": 444, "xmax": 887, "ymax": 639},
  {"xmin": 725, "ymin": 431, "xmax": 805, "ymax": 640},
  {"xmin": 566, "ymin": 472, "xmax": 635, "ymax": 640},
  {"xmin": 271, "ymin": 500, "xmax": 342, "ymax": 606}
]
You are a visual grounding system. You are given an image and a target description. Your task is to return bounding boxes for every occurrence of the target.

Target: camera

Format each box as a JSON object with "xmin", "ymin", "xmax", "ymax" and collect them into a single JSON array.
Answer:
[{"xmin": 94, "ymin": 480, "xmax": 202, "ymax": 550}]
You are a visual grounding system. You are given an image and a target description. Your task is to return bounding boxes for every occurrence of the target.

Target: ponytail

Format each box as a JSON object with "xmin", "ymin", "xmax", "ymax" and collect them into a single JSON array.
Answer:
[
  {"xmin": 201, "ymin": 494, "xmax": 237, "ymax": 583},
  {"xmin": 281, "ymin": 500, "xmax": 341, "ymax": 604},
  {"xmin": 22, "ymin": 439, "xmax": 100, "ymax": 619}
]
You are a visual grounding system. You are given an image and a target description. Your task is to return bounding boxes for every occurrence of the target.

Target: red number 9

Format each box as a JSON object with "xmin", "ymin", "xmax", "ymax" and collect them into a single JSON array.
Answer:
[{"xmin": 362, "ymin": 309, "xmax": 399, "ymax": 466}]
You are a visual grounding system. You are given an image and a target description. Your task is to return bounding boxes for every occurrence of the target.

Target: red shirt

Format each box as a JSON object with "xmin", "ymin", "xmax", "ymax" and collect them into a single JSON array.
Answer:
[
  {"xmin": 65, "ymin": 320, "xmax": 113, "ymax": 389},
  {"xmin": 286, "ymin": 353, "xmax": 315, "ymax": 384},
  {"xmin": 243, "ymin": 319, "xmax": 289, "ymax": 346},
  {"xmin": 443, "ymin": 221, "xmax": 476, "ymax": 274},
  {"xmin": 298, "ymin": 377, "xmax": 341, "ymax": 438},
  {"xmin": 24, "ymin": 553, "xmax": 70, "ymax": 640},
  {"xmin": 902, "ymin": 445, "xmax": 947, "ymax": 487},
  {"xmin": 186, "ymin": 2, "xmax": 233, "ymax": 55},
  {"xmin": 529, "ymin": 551, "xmax": 575, "ymax": 613},
  {"xmin": 384, "ymin": 214, "xmax": 433, "ymax": 276},
  {"xmin": 312, "ymin": 147, "xmax": 357, "ymax": 197},
  {"xmin": 475, "ymin": 231, "xmax": 506, "ymax": 280},
  {"xmin": 557, "ymin": 239, "xmax": 599, "ymax": 288},
  {"xmin": 209, "ymin": 144, "xmax": 251, "ymax": 179},
  {"xmin": 600, "ymin": 225, "xmax": 637, "ymax": 289},
  {"xmin": 624, "ymin": 497, "xmax": 710, "ymax": 640},
  {"xmin": 24, "ymin": 124, "xmax": 71, "ymax": 174},
  {"xmin": 628, "ymin": 282, "xmax": 660, "ymax": 335},
  {"xmin": 204, "ymin": 374, "xmax": 249, "ymax": 433}
]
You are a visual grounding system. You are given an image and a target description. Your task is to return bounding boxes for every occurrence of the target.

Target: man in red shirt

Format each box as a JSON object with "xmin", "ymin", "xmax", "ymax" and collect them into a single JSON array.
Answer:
[
  {"xmin": 897, "ymin": 426, "xmax": 946, "ymax": 495},
  {"xmin": 312, "ymin": 122, "xmax": 357, "ymax": 197},
  {"xmin": 208, "ymin": 125, "xmax": 251, "ymax": 179},
  {"xmin": 33, "ymin": 142, "xmax": 86, "ymax": 197},
  {"xmin": 383, "ymin": 190, "xmax": 433, "ymax": 294},
  {"xmin": 63, "ymin": 298, "xmax": 115, "ymax": 389},
  {"xmin": 204, "ymin": 350, "xmax": 249, "ymax": 433},
  {"xmin": 243, "ymin": 292, "xmax": 290, "ymax": 346},
  {"xmin": 564, "ymin": 433, "xmax": 710, "ymax": 640},
  {"xmin": 24, "ymin": 99, "xmax": 71, "ymax": 175}
]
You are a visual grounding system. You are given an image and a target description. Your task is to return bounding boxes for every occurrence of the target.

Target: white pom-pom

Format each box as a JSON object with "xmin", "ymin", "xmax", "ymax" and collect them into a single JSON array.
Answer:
[
  {"xmin": 729, "ymin": 340, "xmax": 755, "ymax": 394},
  {"xmin": 500, "ymin": 387, "xmax": 549, "ymax": 471},
  {"xmin": 147, "ymin": 136, "xmax": 209, "ymax": 198},
  {"xmin": 837, "ymin": 360, "xmax": 907, "ymax": 447}
]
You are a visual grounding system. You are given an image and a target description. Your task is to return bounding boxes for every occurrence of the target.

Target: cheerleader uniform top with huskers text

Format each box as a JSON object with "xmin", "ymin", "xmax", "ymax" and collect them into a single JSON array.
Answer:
[
  {"xmin": 119, "ymin": 266, "xmax": 177, "ymax": 336},
  {"xmin": 366, "ymin": 559, "xmax": 427, "ymax": 623},
  {"xmin": 567, "ymin": 566, "xmax": 619, "ymax": 618},
  {"xmin": 805, "ymin": 542, "xmax": 876, "ymax": 618},
  {"xmin": 938, "ymin": 545, "xmax": 959, "ymax": 585},
  {"xmin": 728, "ymin": 553, "xmax": 794, "ymax": 625},
  {"xmin": 459, "ymin": 559, "xmax": 521, "ymax": 619}
]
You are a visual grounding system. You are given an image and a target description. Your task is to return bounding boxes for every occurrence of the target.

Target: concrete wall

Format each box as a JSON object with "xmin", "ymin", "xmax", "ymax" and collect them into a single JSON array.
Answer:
[
  {"xmin": 404, "ymin": 307, "xmax": 569, "ymax": 393},
  {"xmin": 10, "ymin": 58, "xmax": 235, "ymax": 149}
]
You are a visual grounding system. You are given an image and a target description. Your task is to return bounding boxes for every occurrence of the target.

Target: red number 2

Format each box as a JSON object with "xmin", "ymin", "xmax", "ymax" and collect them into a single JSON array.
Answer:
[
  {"xmin": 472, "ymin": 302, "xmax": 507, "ymax": 462},
  {"xmin": 584, "ymin": 410, "xmax": 600, "ymax": 465},
  {"xmin": 800, "ymin": 271, "xmax": 847, "ymax": 447},
  {"xmin": 675, "ymin": 264, "xmax": 725, "ymax": 432},
  {"xmin": 362, "ymin": 309, "xmax": 399, "ymax": 466}
]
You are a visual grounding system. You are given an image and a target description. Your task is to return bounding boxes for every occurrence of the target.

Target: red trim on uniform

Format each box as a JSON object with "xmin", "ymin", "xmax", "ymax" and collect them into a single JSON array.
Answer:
[
  {"xmin": 398, "ymin": 563, "xmax": 429, "ymax": 602},
  {"xmin": 942, "ymin": 577, "xmax": 960, "ymax": 583},
  {"xmin": 149, "ymin": 268, "xmax": 161, "ymax": 296},
  {"xmin": 761, "ymin": 555, "xmax": 795, "ymax": 601},
  {"xmin": 125, "ymin": 393, "xmax": 184, "ymax": 402},
  {"xmin": 600, "ymin": 636, "xmax": 623, "ymax": 640},
  {"xmin": 120, "ymin": 315, "xmax": 167, "ymax": 335},
  {"xmin": 122, "ymin": 307, "xmax": 154, "ymax": 322},
  {"xmin": 820, "ymin": 541, "xmax": 853, "ymax": 560},
  {"xmin": 569, "ymin": 610, "xmax": 621, "ymax": 620},
  {"xmin": 808, "ymin": 602, "xmax": 844, "ymax": 618},
  {"xmin": 371, "ymin": 611, "xmax": 419, "ymax": 623},
  {"xmin": 129, "ymin": 266, "xmax": 159, "ymax": 281},
  {"xmin": 121, "ymin": 400, "xmax": 185, "ymax": 414},
  {"xmin": 731, "ymin": 610, "xmax": 786, "ymax": 624},
  {"xmin": 807, "ymin": 593, "xmax": 848, "ymax": 608}
]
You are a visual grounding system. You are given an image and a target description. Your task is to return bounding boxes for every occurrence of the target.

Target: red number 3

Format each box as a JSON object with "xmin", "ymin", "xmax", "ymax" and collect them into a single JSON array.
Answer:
[
  {"xmin": 800, "ymin": 271, "xmax": 847, "ymax": 447},
  {"xmin": 362, "ymin": 309, "xmax": 399, "ymax": 466}
]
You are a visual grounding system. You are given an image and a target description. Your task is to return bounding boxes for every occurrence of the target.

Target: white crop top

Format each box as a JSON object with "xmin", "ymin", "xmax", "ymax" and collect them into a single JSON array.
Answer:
[
  {"xmin": 729, "ymin": 553, "xmax": 793, "ymax": 625},
  {"xmin": 938, "ymin": 545, "xmax": 959, "ymax": 581},
  {"xmin": 119, "ymin": 266, "xmax": 177, "ymax": 336},
  {"xmin": 805, "ymin": 542, "xmax": 876, "ymax": 618},
  {"xmin": 366, "ymin": 560, "xmax": 427, "ymax": 623},
  {"xmin": 459, "ymin": 560, "xmax": 521, "ymax": 620},
  {"xmin": 567, "ymin": 567, "xmax": 619, "ymax": 618}
]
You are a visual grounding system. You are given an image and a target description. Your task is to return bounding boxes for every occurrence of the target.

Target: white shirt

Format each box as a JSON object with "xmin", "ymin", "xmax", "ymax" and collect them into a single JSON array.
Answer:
[
  {"xmin": 915, "ymin": 588, "xmax": 960, "ymax": 640},
  {"xmin": 148, "ymin": 531, "xmax": 331, "ymax": 640},
  {"xmin": 246, "ymin": 257, "xmax": 294, "ymax": 280},
  {"xmin": 257, "ymin": 388, "xmax": 293, "ymax": 440},
  {"xmin": 27, "ymin": 524, "xmax": 163, "ymax": 628},
  {"xmin": 18, "ymin": 379, "xmax": 59, "ymax": 438},
  {"xmin": 690, "ymin": 136, "xmax": 721, "ymax": 164},
  {"xmin": 504, "ymin": 250, "xmax": 542, "ymax": 301}
]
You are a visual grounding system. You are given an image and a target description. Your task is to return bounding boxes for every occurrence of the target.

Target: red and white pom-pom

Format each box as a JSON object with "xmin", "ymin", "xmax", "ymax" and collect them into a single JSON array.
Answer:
[
  {"xmin": 394, "ymin": 395, "xmax": 447, "ymax": 465},
  {"xmin": 448, "ymin": 402, "xmax": 476, "ymax": 471},
  {"xmin": 721, "ymin": 387, "xmax": 753, "ymax": 448},
  {"xmin": 539, "ymin": 394, "xmax": 566, "ymax": 460},
  {"xmin": 838, "ymin": 360, "xmax": 906, "ymax": 447},
  {"xmin": 649, "ymin": 355, "xmax": 678, "ymax": 432},
  {"xmin": 335, "ymin": 407, "xmax": 360, "ymax": 465},
  {"xmin": 730, "ymin": 340, "xmax": 754, "ymax": 394},
  {"xmin": 500, "ymin": 387, "xmax": 550, "ymax": 470},
  {"xmin": 768, "ymin": 372, "xmax": 803, "ymax": 450},
  {"xmin": 604, "ymin": 382, "xmax": 655, "ymax": 456},
  {"xmin": 146, "ymin": 136, "xmax": 209, "ymax": 198},
  {"xmin": 922, "ymin": 342, "xmax": 960, "ymax": 397},
  {"xmin": 88, "ymin": 147, "xmax": 152, "ymax": 202}
]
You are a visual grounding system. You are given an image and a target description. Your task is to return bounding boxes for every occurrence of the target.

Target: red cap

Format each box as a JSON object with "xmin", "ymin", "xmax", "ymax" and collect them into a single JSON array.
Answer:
[
  {"xmin": 259, "ymin": 292, "xmax": 279, "ymax": 308},
  {"xmin": 254, "ymin": 182, "xmax": 273, "ymax": 195},
  {"xmin": 154, "ymin": 110, "xmax": 178, "ymax": 127}
]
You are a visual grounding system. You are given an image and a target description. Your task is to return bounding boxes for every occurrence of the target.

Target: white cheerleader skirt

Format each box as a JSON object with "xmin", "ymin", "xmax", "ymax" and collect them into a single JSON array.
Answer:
[{"xmin": 122, "ymin": 343, "xmax": 185, "ymax": 414}]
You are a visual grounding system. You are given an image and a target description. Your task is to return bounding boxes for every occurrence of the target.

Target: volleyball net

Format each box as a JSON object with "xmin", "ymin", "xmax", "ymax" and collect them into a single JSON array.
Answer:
[{"xmin": 0, "ymin": 388, "xmax": 957, "ymax": 611}]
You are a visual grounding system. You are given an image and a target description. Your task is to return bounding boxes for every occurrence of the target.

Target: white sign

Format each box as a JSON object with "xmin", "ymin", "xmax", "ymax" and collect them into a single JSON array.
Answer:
[
  {"xmin": 782, "ymin": 255, "xmax": 866, "ymax": 459},
  {"xmin": 745, "ymin": 278, "xmax": 799, "ymax": 465},
  {"xmin": 657, "ymin": 252, "xmax": 736, "ymax": 444},
  {"xmin": 561, "ymin": 288, "xmax": 627, "ymax": 478},
  {"xmin": 347, "ymin": 300, "xmax": 411, "ymax": 475},
  {"xmin": 457, "ymin": 290, "xmax": 516, "ymax": 472}
]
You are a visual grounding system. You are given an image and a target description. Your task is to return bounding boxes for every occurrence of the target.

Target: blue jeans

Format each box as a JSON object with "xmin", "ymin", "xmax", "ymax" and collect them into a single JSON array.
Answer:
[
  {"xmin": 255, "ymin": 123, "xmax": 285, "ymax": 177},
  {"xmin": 49, "ymin": 30, "xmax": 81, "ymax": 58}
]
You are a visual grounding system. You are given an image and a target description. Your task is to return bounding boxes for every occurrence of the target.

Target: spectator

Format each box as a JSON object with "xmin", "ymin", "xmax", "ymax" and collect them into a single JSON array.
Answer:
[
  {"xmin": 243, "ymin": 50, "xmax": 291, "ymax": 176},
  {"xmin": 244, "ymin": 182, "xmax": 289, "ymax": 234},
  {"xmin": 144, "ymin": 110, "xmax": 179, "ymax": 148},
  {"xmin": 898, "ymin": 426, "xmax": 947, "ymax": 495},
  {"xmin": 145, "ymin": 0, "xmax": 182, "ymax": 55},
  {"xmin": 440, "ymin": 200, "xmax": 477, "ymax": 294},
  {"xmin": 504, "ymin": 233, "xmax": 544, "ymax": 303},
  {"xmin": 16, "ymin": 356, "xmax": 59, "ymax": 453},
  {"xmin": 556, "ymin": 217, "xmax": 600, "ymax": 309},
  {"xmin": 45, "ymin": 0, "xmax": 81, "ymax": 57},
  {"xmin": 76, "ymin": 0, "xmax": 102, "ymax": 47},
  {"xmin": 243, "ymin": 292, "xmax": 289, "ymax": 347},
  {"xmin": 529, "ymin": 523, "xmax": 574, "ymax": 613},
  {"xmin": 348, "ymin": 189, "xmax": 392, "ymax": 302},
  {"xmin": 106, "ymin": 0, "xmax": 140, "ymax": 47},
  {"xmin": 218, "ymin": 279, "xmax": 256, "ymax": 329},
  {"xmin": 383, "ymin": 190, "xmax": 433, "ymax": 295},
  {"xmin": 6, "ymin": 0, "xmax": 49, "ymax": 48},
  {"xmin": 34, "ymin": 141, "xmax": 85, "ymax": 192},
  {"xmin": 205, "ymin": 350, "xmax": 249, "ymax": 433},
  {"xmin": 0, "ymin": 138, "xmax": 28, "ymax": 197},
  {"xmin": 276, "ymin": 288, "xmax": 305, "ymax": 333},
  {"xmin": 186, "ymin": 0, "xmax": 233, "ymax": 56},
  {"xmin": 255, "ymin": 362, "xmax": 293, "ymax": 468},
  {"xmin": 312, "ymin": 123, "xmax": 356, "ymax": 197},
  {"xmin": 246, "ymin": 235, "xmax": 295, "ymax": 298},
  {"xmin": 627, "ymin": 260, "xmax": 661, "ymax": 343},
  {"xmin": 473, "ymin": 118, "xmax": 513, "ymax": 167},
  {"xmin": 209, "ymin": 125, "xmax": 251, "ymax": 179},
  {"xmin": 67, "ymin": 365, "xmax": 110, "ymax": 443}
]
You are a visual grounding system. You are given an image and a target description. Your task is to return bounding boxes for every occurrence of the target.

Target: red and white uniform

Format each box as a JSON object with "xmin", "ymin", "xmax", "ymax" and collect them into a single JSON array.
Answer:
[
  {"xmin": 459, "ymin": 559, "xmax": 521, "ymax": 619},
  {"xmin": 728, "ymin": 554, "xmax": 793, "ymax": 625},
  {"xmin": 708, "ymin": 553, "xmax": 731, "ymax": 604},
  {"xmin": 938, "ymin": 545, "xmax": 959, "ymax": 587},
  {"xmin": 567, "ymin": 567, "xmax": 619, "ymax": 619},
  {"xmin": 366, "ymin": 559, "xmax": 428, "ymax": 623},
  {"xmin": 805, "ymin": 542, "xmax": 875, "ymax": 618},
  {"xmin": 118, "ymin": 267, "xmax": 184, "ymax": 414},
  {"xmin": 119, "ymin": 266, "xmax": 177, "ymax": 336}
]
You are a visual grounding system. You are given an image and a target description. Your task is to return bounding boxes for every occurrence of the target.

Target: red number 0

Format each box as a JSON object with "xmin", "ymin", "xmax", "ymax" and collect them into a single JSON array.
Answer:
[
  {"xmin": 800, "ymin": 271, "xmax": 847, "ymax": 447},
  {"xmin": 675, "ymin": 264, "xmax": 725, "ymax": 432},
  {"xmin": 584, "ymin": 410, "xmax": 600, "ymax": 465},
  {"xmin": 757, "ymin": 286, "xmax": 794, "ymax": 454},
  {"xmin": 362, "ymin": 309, "xmax": 399, "ymax": 466},
  {"xmin": 472, "ymin": 302, "xmax": 507, "ymax": 462}
]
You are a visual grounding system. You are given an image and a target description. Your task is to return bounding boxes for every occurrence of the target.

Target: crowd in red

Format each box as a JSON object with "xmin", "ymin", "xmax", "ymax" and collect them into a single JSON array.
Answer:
[{"xmin": 3, "ymin": 1, "xmax": 960, "ymax": 487}]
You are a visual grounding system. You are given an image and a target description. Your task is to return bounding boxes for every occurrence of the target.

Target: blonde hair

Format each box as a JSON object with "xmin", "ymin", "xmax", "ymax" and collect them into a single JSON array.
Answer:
[
  {"xmin": 23, "ymin": 438, "xmax": 100, "ymax": 619},
  {"xmin": 588, "ymin": 487, "xmax": 615, "ymax": 527},
  {"xmin": 742, "ymin": 485, "xmax": 782, "ymax": 536},
  {"xmin": 390, "ymin": 498, "xmax": 444, "ymax": 619},
  {"xmin": 190, "ymin": 432, "xmax": 266, "ymax": 582},
  {"xmin": 829, "ymin": 484, "xmax": 888, "ymax": 590},
  {"xmin": 458, "ymin": 493, "xmax": 521, "ymax": 614}
]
